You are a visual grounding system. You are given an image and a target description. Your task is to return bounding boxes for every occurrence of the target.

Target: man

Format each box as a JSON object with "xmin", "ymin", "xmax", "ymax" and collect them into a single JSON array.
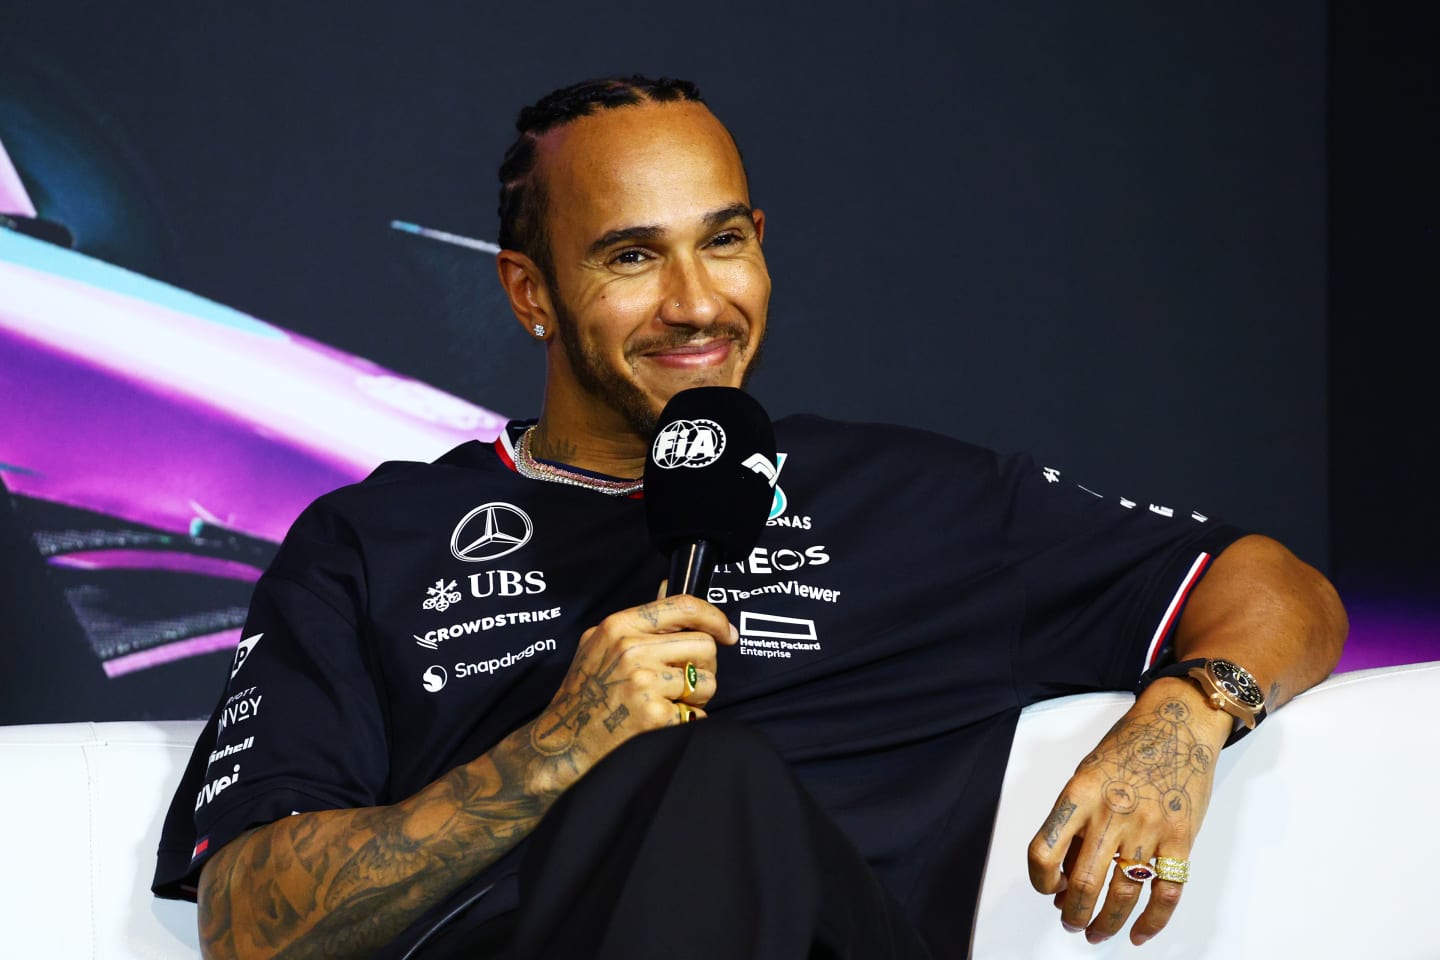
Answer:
[{"xmin": 153, "ymin": 76, "xmax": 1346, "ymax": 958}]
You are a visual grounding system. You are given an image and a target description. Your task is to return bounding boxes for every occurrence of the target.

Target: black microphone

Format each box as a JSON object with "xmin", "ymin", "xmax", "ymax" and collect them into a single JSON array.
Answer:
[{"xmin": 644, "ymin": 387, "xmax": 778, "ymax": 598}]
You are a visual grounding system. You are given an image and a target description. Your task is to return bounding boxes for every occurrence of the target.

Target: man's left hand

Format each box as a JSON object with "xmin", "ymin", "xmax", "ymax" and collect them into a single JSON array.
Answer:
[{"xmin": 1026, "ymin": 678, "xmax": 1232, "ymax": 946}]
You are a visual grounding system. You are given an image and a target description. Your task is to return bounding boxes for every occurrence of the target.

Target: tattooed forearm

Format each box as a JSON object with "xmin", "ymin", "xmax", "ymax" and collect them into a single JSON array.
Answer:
[
  {"xmin": 1042, "ymin": 797, "xmax": 1077, "ymax": 848},
  {"xmin": 198, "ymin": 721, "xmax": 564, "ymax": 960}
]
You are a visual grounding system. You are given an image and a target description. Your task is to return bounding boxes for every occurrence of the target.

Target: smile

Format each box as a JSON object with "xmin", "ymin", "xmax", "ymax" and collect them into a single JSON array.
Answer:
[{"xmin": 643, "ymin": 339, "xmax": 733, "ymax": 369}]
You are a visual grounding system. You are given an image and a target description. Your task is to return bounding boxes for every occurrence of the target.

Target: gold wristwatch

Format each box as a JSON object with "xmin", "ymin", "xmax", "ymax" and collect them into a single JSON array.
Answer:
[{"xmin": 1136, "ymin": 657, "xmax": 1268, "ymax": 746}]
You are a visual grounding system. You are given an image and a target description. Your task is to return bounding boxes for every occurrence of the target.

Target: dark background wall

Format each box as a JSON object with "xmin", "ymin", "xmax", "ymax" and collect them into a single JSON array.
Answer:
[
  {"xmin": 1328, "ymin": 1, "xmax": 1439, "ymax": 667},
  {"xmin": 1, "ymin": 0, "xmax": 1429, "ymax": 722}
]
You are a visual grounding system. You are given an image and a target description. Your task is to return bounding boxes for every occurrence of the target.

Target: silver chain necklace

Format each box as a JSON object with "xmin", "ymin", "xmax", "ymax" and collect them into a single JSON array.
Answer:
[{"xmin": 512, "ymin": 426, "xmax": 644, "ymax": 496}]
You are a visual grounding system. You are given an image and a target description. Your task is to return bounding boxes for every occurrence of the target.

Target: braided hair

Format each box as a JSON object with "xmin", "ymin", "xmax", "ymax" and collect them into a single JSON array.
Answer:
[{"xmin": 496, "ymin": 76, "xmax": 705, "ymax": 281}]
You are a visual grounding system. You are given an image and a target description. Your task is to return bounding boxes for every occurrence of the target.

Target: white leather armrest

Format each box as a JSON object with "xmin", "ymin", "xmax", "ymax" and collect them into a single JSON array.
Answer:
[{"xmin": 974, "ymin": 661, "xmax": 1440, "ymax": 958}]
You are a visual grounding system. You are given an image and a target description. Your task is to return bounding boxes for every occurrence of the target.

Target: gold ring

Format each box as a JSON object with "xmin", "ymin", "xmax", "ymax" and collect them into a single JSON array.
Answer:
[
  {"xmin": 683, "ymin": 661, "xmax": 698, "ymax": 696},
  {"xmin": 677, "ymin": 703, "xmax": 696, "ymax": 724},
  {"xmin": 1113, "ymin": 857, "xmax": 1156, "ymax": 882},
  {"xmin": 1154, "ymin": 857, "xmax": 1190, "ymax": 883}
]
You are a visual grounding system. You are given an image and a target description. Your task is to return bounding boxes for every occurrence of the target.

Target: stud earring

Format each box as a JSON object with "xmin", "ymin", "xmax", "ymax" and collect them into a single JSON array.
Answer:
[{"xmin": 532, "ymin": 324, "xmax": 546, "ymax": 338}]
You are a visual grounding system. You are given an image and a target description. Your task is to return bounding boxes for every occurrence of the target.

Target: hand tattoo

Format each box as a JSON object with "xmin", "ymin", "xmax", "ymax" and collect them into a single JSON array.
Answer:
[
  {"xmin": 1042, "ymin": 797, "xmax": 1078, "ymax": 848},
  {"xmin": 1089, "ymin": 699, "xmax": 1212, "ymax": 821}
]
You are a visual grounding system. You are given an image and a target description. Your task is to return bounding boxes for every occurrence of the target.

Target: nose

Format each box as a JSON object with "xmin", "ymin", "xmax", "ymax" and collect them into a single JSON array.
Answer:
[{"xmin": 657, "ymin": 255, "xmax": 722, "ymax": 328}]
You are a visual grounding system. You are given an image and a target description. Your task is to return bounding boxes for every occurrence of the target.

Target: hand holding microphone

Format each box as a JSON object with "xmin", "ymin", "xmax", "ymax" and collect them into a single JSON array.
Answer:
[{"xmin": 528, "ymin": 388, "xmax": 775, "ymax": 790}]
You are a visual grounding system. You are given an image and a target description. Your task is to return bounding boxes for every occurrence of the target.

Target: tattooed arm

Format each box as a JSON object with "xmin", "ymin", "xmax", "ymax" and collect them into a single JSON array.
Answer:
[
  {"xmin": 1027, "ymin": 534, "xmax": 1346, "ymax": 947},
  {"xmin": 198, "ymin": 593, "xmax": 736, "ymax": 960}
]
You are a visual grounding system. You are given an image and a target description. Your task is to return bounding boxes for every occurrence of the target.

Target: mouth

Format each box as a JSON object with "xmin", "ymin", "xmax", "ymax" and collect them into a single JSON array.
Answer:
[{"xmin": 641, "ymin": 338, "xmax": 735, "ymax": 370}]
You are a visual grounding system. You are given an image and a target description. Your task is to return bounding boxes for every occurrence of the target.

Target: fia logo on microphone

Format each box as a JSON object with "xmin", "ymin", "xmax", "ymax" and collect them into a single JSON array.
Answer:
[{"xmin": 651, "ymin": 419, "xmax": 726, "ymax": 468}]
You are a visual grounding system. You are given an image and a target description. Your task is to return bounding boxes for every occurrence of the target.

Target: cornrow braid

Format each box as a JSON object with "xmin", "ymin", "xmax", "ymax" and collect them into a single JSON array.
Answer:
[{"xmin": 496, "ymin": 76, "xmax": 705, "ymax": 281}]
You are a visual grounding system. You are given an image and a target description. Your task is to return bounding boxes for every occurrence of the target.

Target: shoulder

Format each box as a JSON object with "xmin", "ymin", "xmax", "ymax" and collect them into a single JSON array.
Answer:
[
  {"xmin": 774, "ymin": 413, "xmax": 999, "ymax": 472},
  {"xmin": 286, "ymin": 439, "xmax": 506, "ymax": 542}
]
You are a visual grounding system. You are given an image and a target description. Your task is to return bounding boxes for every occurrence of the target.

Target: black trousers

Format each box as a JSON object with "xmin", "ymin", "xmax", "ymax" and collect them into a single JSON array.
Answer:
[{"xmin": 419, "ymin": 719, "xmax": 932, "ymax": 959}]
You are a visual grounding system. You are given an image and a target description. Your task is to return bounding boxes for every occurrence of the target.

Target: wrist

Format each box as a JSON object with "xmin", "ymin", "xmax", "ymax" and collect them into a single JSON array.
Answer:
[{"xmin": 1136, "ymin": 676, "xmax": 1234, "ymax": 749}]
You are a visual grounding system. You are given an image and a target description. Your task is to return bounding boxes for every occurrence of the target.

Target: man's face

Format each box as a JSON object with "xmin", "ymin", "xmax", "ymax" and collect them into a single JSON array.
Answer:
[{"xmin": 535, "ymin": 100, "xmax": 770, "ymax": 436}]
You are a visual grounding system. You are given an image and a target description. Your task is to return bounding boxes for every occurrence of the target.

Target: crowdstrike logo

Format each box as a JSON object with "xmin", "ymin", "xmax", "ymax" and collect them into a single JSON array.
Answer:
[
  {"xmin": 651, "ymin": 419, "xmax": 725, "ymax": 468},
  {"xmin": 422, "ymin": 665, "xmax": 448, "ymax": 693},
  {"xmin": 230, "ymin": 633, "xmax": 262, "ymax": 679},
  {"xmin": 451, "ymin": 503, "xmax": 533, "ymax": 562}
]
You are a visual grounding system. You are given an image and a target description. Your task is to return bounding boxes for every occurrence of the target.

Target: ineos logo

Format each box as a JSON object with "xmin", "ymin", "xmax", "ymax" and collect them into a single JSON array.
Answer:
[
  {"xmin": 450, "ymin": 503, "xmax": 533, "ymax": 562},
  {"xmin": 651, "ymin": 419, "xmax": 726, "ymax": 469}
]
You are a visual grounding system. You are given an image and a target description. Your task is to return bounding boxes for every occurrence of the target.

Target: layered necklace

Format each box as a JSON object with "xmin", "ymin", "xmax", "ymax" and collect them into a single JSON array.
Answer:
[{"xmin": 512, "ymin": 426, "xmax": 644, "ymax": 496}]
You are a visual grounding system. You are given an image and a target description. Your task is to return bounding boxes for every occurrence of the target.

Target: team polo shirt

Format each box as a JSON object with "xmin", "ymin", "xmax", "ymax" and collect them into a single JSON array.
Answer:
[{"xmin": 154, "ymin": 415, "xmax": 1245, "ymax": 951}]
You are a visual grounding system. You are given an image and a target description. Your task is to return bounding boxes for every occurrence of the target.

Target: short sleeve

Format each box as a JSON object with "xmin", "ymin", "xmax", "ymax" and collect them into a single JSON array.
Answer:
[
  {"xmin": 999, "ymin": 454, "xmax": 1248, "ymax": 703},
  {"xmin": 153, "ymin": 500, "xmax": 389, "ymax": 900}
]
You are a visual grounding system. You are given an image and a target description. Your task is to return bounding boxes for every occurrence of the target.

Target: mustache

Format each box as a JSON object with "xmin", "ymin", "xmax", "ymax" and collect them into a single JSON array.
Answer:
[{"xmin": 627, "ymin": 321, "xmax": 750, "ymax": 357}]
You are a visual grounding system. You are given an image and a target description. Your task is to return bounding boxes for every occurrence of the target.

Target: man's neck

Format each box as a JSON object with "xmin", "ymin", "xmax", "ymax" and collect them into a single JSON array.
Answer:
[{"xmin": 527, "ymin": 419, "xmax": 647, "ymax": 480}]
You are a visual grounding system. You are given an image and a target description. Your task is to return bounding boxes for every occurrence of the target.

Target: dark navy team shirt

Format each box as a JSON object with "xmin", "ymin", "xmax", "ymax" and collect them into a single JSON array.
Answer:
[{"xmin": 154, "ymin": 416, "xmax": 1245, "ymax": 952}]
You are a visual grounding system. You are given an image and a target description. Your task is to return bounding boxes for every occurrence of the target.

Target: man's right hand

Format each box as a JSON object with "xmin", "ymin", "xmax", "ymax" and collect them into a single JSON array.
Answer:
[{"xmin": 526, "ymin": 592, "xmax": 738, "ymax": 796}]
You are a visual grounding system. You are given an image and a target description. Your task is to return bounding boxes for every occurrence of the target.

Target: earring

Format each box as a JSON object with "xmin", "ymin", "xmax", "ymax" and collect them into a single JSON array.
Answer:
[{"xmin": 532, "ymin": 324, "xmax": 546, "ymax": 338}]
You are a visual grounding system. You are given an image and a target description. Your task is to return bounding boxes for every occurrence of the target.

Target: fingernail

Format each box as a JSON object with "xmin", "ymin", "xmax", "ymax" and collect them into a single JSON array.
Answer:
[
  {"xmin": 729, "ymin": 623, "xmax": 739, "ymax": 642},
  {"xmin": 1062, "ymin": 922, "xmax": 1082, "ymax": 934},
  {"xmin": 1086, "ymin": 932, "xmax": 1110, "ymax": 945},
  {"xmin": 1055, "ymin": 876, "xmax": 1068, "ymax": 892},
  {"xmin": 1134, "ymin": 934, "xmax": 1151, "ymax": 946}
]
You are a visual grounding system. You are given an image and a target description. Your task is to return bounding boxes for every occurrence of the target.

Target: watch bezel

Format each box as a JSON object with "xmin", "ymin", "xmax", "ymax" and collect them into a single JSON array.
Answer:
[{"xmin": 1188, "ymin": 658, "xmax": 1266, "ymax": 730}]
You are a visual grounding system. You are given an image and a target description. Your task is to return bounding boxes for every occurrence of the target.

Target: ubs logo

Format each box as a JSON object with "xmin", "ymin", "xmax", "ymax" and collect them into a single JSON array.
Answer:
[
  {"xmin": 451, "ymin": 503, "xmax": 533, "ymax": 562},
  {"xmin": 651, "ymin": 419, "xmax": 726, "ymax": 468}
]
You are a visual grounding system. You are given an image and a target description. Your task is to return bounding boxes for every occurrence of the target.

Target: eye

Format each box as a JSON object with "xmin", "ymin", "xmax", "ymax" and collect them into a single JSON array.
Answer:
[
  {"xmin": 708, "ymin": 230, "xmax": 744, "ymax": 248},
  {"xmin": 610, "ymin": 248, "xmax": 651, "ymax": 266}
]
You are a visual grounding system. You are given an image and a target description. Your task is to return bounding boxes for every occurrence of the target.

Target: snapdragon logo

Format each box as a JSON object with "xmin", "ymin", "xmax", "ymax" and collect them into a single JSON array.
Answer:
[
  {"xmin": 455, "ymin": 638, "xmax": 558, "ymax": 678},
  {"xmin": 422, "ymin": 665, "xmax": 448, "ymax": 693}
]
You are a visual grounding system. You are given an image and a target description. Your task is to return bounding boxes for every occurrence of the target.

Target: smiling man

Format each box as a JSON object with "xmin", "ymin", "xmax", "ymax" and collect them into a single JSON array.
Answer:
[
  {"xmin": 497, "ymin": 89, "xmax": 769, "ymax": 461},
  {"xmin": 154, "ymin": 77, "xmax": 1346, "ymax": 959}
]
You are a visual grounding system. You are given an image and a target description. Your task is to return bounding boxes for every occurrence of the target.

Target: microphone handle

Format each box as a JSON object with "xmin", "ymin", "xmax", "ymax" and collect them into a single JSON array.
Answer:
[{"xmin": 665, "ymin": 540, "xmax": 719, "ymax": 598}]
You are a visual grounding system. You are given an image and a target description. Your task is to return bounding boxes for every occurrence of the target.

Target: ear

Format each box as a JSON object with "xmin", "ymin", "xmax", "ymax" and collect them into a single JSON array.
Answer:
[
  {"xmin": 496, "ymin": 250, "xmax": 556, "ymax": 341},
  {"xmin": 750, "ymin": 207, "xmax": 766, "ymax": 245}
]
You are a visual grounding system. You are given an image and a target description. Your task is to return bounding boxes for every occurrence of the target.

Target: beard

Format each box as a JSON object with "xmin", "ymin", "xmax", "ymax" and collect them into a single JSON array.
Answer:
[{"xmin": 552, "ymin": 297, "xmax": 765, "ymax": 439}]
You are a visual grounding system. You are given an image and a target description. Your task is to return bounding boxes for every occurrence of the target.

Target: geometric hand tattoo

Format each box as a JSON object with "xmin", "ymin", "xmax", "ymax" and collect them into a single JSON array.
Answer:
[{"xmin": 1082, "ymin": 699, "xmax": 1215, "ymax": 822}]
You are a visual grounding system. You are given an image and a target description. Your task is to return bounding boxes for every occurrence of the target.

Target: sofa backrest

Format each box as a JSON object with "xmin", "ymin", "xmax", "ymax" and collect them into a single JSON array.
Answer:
[{"xmin": 1, "ymin": 661, "xmax": 1435, "ymax": 958}]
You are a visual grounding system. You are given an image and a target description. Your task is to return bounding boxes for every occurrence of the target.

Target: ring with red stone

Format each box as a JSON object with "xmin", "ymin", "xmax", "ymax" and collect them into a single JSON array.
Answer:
[{"xmin": 1113, "ymin": 857, "xmax": 1157, "ymax": 882}]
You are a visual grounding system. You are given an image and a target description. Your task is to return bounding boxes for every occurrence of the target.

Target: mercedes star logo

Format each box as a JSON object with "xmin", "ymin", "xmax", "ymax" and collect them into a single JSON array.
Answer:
[{"xmin": 450, "ymin": 502, "xmax": 533, "ymax": 562}]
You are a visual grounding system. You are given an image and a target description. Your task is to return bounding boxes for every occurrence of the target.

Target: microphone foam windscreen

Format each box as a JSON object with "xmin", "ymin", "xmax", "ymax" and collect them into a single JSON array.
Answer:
[{"xmin": 644, "ymin": 387, "xmax": 778, "ymax": 563}]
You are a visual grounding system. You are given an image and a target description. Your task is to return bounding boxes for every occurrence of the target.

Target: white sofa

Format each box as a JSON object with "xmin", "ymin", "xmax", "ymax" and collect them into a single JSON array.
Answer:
[{"xmin": 2, "ymin": 662, "xmax": 1435, "ymax": 959}]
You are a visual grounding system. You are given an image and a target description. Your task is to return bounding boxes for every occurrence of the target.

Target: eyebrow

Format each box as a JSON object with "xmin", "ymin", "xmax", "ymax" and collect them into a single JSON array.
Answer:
[{"xmin": 585, "ymin": 203, "xmax": 754, "ymax": 259}]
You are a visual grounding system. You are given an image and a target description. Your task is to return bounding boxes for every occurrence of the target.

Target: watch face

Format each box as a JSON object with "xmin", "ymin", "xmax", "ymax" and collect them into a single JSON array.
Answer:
[{"xmin": 1211, "ymin": 659, "xmax": 1265, "ymax": 707}]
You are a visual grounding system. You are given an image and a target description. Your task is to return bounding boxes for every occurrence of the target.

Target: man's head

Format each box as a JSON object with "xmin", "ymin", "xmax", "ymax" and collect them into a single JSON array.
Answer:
[{"xmin": 495, "ymin": 76, "xmax": 769, "ymax": 439}]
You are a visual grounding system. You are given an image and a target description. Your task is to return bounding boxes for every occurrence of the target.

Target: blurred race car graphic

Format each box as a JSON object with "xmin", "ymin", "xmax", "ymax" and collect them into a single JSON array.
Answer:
[{"xmin": 1, "ymin": 138, "xmax": 505, "ymax": 677}]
